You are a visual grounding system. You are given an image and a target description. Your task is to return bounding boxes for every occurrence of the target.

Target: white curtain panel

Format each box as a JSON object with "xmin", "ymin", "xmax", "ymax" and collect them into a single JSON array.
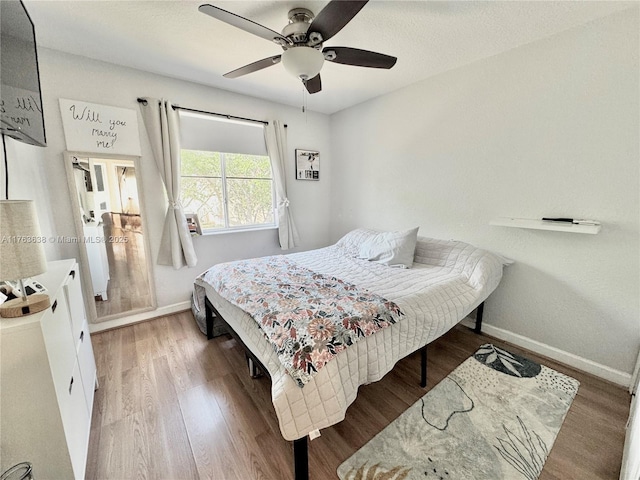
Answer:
[
  {"xmin": 264, "ymin": 121, "xmax": 299, "ymax": 250},
  {"xmin": 139, "ymin": 98, "xmax": 197, "ymax": 269}
]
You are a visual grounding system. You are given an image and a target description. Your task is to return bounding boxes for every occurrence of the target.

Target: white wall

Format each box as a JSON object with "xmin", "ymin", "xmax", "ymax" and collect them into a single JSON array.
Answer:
[
  {"xmin": 329, "ymin": 9, "xmax": 639, "ymax": 376},
  {"xmin": 0, "ymin": 138, "xmax": 57, "ymax": 260},
  {"xmin": 5, "ymin": 48, "xmax": 332, "ymax": 314}
]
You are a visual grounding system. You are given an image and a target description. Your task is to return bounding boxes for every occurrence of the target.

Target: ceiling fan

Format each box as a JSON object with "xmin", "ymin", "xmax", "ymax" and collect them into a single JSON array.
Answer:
[{"xmin": 198, "ymin": 0, "xmax": 397, "ymax": 94}]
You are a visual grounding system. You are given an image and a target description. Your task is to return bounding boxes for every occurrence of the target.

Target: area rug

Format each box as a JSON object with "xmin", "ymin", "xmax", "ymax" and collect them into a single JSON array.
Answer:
[{"xmin": 337, "ymin": 344, "xmax": 579, "ymax": 480}]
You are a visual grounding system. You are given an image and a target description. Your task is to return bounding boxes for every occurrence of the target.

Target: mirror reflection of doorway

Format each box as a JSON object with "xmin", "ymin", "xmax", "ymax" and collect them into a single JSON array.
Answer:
[{"xmin": 70, "ymin": 156, "xmax": 153, "ymax": 319}]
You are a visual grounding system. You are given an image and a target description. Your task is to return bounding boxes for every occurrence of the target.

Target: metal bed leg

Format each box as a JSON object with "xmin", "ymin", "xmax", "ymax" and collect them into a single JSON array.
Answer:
[
  {"xmin": 474, "ymin": 302, "xmax": 485, "ymax": 334},
  {"xmin": 246, "ymin": 355, "xmax": 263, "ymax": 378},
  {"xmin": 420, "ymin": 345, "xmax": 427, "ymax": 388},
  {"xmin": 205, "ymin": 298, "xmax": 214, "ymax": 340},
  {"xmin": 293, "ymin": 437, "xmax": 308, "ymax": 480}
]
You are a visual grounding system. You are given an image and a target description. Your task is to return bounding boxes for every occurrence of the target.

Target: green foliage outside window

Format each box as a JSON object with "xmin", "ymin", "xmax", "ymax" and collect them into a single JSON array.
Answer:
[{"xmin": 181, "ymin": 149, "xmax": 275, "ymax": 231}]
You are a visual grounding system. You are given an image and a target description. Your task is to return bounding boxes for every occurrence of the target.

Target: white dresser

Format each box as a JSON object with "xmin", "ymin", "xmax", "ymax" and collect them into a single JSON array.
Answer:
[{"xmin": 0, "ymin": 259, "xmax": 97, "ymax": 479}]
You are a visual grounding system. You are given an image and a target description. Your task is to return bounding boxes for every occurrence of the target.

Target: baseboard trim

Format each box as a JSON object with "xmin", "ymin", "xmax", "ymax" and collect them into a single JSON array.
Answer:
[
  {"xmin": 88, "ymin": 301, "xmax": 191, "ymax": 334},
  {"xmin": 462, "ymin": 318, "xmax": 632, "ymax": 388}
]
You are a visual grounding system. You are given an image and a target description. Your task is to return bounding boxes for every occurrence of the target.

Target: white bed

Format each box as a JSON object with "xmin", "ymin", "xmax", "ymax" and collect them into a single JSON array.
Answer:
[{"xmin": 195, "ymin": 228, "xmax": 509, "ymax": 448}]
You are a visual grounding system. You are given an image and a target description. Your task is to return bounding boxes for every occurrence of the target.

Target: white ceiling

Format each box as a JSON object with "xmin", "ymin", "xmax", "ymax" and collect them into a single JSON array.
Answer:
[{"xmin": 24, "ymin": 0, "xmax": 632, "ymax": 115}]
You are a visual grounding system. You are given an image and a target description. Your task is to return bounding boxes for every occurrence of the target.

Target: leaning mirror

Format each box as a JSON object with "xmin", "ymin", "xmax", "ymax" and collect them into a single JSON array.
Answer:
[{"xmin": 64, "ymin": 152, "xmax": 156, "ymax": 322}]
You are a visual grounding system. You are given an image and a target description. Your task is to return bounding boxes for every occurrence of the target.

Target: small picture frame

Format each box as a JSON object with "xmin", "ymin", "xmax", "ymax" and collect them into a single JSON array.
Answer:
[
  {"xmin": 185, "ymin": 213, "xmax": 202, "ymax": 235},
  {"xmin": 296, "ymin": 149, "xmax": 320, "ymax": 181}
]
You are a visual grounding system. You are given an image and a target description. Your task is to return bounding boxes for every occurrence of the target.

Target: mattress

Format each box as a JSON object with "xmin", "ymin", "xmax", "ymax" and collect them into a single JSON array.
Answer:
[{"xmin": 196, "ymin": 229, "xmax": 509, "ymax": 441}]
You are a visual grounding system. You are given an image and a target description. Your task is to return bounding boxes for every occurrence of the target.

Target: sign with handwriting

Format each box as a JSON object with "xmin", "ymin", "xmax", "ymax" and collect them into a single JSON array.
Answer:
[
  {"xmin": 1, "ymin": 85, "xmax": 46, "ymax": 145},
  {"xmin": 59, "ymin": 99, "xmax": 141, "ymax": 155}
]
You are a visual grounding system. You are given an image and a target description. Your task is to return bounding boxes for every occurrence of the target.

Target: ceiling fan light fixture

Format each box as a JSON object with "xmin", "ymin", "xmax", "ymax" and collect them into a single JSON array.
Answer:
[{"xmin": 281, "ymin": 46, "xmax": 324, "ymax": 81}]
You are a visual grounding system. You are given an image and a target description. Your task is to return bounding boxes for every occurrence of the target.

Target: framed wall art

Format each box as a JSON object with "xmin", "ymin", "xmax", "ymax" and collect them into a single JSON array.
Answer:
[{"xmin": 295, "ymin": 149, "xmax": 320, "ymax": 181}]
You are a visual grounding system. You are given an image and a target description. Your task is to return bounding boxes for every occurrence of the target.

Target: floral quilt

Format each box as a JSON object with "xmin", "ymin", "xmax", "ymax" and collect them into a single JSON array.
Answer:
[{"xmin": 200, "ymin": 255, "xmax": 404, "ymax": 387}]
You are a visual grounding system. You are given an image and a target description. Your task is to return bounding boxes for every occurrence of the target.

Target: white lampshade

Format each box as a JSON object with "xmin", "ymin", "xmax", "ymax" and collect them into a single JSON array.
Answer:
[
  {"xmin": 281, "ymin": 46, "xmax": 324, "ymax": 81},
  {"xmin": 0, "ymin": 200, "xmax": 47, "ymax": 281}
]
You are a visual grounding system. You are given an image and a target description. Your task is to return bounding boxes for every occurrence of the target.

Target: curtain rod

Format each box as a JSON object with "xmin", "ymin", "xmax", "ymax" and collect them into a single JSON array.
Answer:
[{"xmin": 136, "ymin": 98, "xmax": 287, "ymax": 127}]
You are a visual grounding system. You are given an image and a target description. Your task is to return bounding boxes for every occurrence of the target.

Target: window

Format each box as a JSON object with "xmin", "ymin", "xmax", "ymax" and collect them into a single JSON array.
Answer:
[
  {"xmin": 181, "ymin": 150, "xmax": 274, "ymax": 230},
  {"xmin": 179, "ymin": 112, "xmax": 275, "ymax": 233}
]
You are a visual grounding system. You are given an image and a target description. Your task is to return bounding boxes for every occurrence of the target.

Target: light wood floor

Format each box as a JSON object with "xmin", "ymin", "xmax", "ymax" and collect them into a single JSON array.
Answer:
[
  {"xmin": 95, "ymin": 224, "xmax": 152, "ymax": 318},
  {"xmin": 86, "ymin": 311, "xmax": 630, "ymax": 480}
]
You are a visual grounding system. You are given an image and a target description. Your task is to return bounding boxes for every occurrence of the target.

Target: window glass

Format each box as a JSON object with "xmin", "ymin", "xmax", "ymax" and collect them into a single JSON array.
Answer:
[
  {"xmin": 181, "ymin": 150, "xmax": 221, "ymax": 177},
  {"xmin": 181, "ymin": 176, "xmax": 225, "ymax": 230},
  {"xmin": 181, "ymin": 148, "xmax": 274, "ymax": 232},
  {"xmin": 227, "ymin": 178, "xmax": 275, "ymax": 227},
  {"xmin": 225, "ymin": 153, "xmax": 272, "ymax": 179}
]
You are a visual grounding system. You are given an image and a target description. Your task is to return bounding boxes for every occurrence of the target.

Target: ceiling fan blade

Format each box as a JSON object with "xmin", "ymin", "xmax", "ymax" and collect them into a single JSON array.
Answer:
[
  {"xmin": 324, "ymin": 47, "xmax": 397, "ymax": 69},
  {"xmin": 199, "ymin": 4, "xmax": 291, "ymax": 45},
  {"xmin": 224, "ymin": 55, "xmax": 282, "ymax": 79},
  {"xmin": 304, "ymin": 74, "xmax": 322, "ymax": 94},
  {"xmin": 308, "ymin": 1, "xmax": 368, "ymax": 42}
]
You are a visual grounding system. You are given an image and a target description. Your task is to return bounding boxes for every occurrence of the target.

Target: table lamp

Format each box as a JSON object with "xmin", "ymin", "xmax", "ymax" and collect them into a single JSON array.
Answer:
[{"xmin": 0, "ymin": 200, "xmax": 50, "ymax": 318}]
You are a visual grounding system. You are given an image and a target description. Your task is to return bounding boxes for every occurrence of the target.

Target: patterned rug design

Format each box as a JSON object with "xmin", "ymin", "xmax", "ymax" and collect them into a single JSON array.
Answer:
[{"xmin": 337, "ymin": 344, "xmax": 579, "ymax": 480}]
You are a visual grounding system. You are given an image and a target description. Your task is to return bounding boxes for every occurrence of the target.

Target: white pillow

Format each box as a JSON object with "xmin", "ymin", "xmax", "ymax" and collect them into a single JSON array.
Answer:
[
  {"xmin": 335, "ymin": 228, "xmax": 379, "ymax": 257},
  {"xmin": 357, "ymin": 227, "xmax": 419, "ymax": 268}
]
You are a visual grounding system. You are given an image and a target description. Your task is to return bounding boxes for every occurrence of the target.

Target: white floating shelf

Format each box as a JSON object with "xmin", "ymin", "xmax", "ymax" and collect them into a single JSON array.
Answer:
[{"xmin": 490, "ymin": 217, "xmax": 601, "ymax": 234}]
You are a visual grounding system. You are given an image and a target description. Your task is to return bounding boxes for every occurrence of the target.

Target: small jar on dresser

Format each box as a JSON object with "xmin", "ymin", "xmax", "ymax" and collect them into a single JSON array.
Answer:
[{"xmin": 0, "ymin": 259, "xmax": 97, "ymax": 480}]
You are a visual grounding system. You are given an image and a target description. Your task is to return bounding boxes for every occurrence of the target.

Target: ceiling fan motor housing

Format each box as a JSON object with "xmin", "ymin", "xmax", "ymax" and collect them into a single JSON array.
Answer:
[{"xmin": 282, "ymin": 8, "xmax": 313, "ymax": 44}]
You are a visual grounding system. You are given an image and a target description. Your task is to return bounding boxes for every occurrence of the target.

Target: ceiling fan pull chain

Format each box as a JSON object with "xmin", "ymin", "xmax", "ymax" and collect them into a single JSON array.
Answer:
[{"xmin": 301, "ymin": 83, "xmax": 307, "ymax": 115}]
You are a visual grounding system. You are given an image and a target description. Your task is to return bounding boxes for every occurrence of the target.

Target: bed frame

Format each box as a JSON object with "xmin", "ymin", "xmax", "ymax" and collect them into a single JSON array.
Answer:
[{"xmin": 204, "ymin": 296, "xmax": 484, "ymax": 480}]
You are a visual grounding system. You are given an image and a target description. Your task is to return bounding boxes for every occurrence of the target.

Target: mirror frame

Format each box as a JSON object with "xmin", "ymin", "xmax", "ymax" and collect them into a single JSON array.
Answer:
[{"xmin": 64, "ymin": 150, "xmax": 157, "ymax": 323}]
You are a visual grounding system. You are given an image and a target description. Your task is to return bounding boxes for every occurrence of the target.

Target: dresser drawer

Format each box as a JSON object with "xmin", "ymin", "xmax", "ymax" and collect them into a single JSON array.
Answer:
[
  {"xmin": 40, "ymin": 293, "xmax": 76, "ymax": 402},
  {"xmin": 59, "ymin": 360, "xmax": 91, "ymax": 480},
  {"xmin": 63, "ymin": 266, "xmax": 85, "ymax": 348},
  {"xmin": 77, "ymin": 319, "xmax": 97, "ymax": 412}
]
